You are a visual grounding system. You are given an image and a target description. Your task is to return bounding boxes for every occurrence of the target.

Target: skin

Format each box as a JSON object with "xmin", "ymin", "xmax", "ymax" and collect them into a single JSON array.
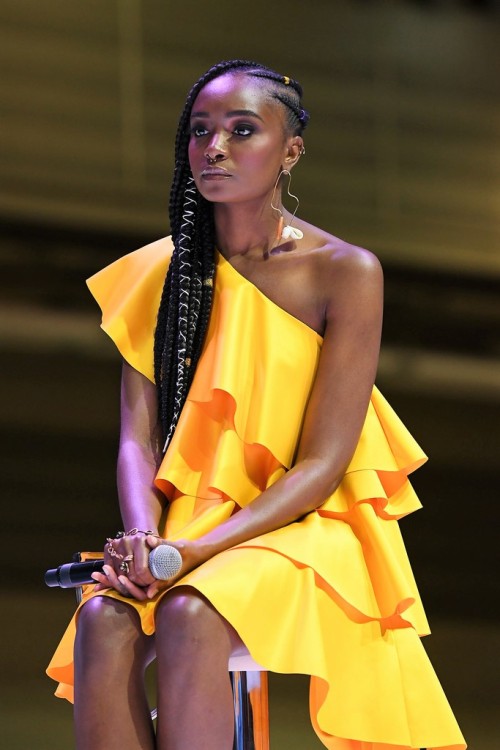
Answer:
[{"xmin": 74, "ymin": 72, "xmax": 383, "ymax": 750}]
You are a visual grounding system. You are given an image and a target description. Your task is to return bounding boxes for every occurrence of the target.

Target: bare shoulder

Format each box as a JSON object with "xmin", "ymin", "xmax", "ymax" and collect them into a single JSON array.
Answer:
[
  {"xmin": 296, "ymin": 216, "xmax": 380, "ymax": 272},
  {"xmin": 299, "ymin": 225, "xmax": 383, "ymax": 309},
  {"xmin": 311, "ymin": 231, "xmax": 382, "ymax": 280}
]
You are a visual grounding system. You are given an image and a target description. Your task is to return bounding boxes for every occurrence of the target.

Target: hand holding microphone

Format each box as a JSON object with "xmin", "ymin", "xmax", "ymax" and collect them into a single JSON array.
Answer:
[{"xmin": 45, "ymin": 544, "xmax": 183, "ymax": 589}]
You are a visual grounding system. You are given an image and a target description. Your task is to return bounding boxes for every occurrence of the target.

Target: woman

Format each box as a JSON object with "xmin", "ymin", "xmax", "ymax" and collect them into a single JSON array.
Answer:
[{"xmin": 48, "ymin": 60, "xmax": 466, "ymax": 750}]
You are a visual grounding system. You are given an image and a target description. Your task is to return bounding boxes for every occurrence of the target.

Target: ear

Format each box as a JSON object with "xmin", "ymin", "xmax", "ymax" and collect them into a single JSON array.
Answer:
[{"xmin": 283, "ymin": 136, "xmax": 305, "ymax": 170}]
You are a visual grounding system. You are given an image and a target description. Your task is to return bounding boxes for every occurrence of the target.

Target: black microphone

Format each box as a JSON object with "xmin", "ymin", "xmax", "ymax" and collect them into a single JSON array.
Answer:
[{"xmin": 44, "ymin": 545, "xmax": 183, "ymax": 588}]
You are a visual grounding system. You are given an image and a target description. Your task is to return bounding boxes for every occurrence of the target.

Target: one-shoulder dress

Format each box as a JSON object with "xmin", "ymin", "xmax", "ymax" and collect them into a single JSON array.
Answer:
[{"xmin": 47, "ymin": 236, "xmax": 466, "ymax": 750}]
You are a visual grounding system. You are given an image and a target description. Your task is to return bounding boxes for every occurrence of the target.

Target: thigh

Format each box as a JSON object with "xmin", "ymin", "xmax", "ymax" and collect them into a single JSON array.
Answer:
[
  {"xmin": 155, "ymin": 586, "xmax": 241, "ymax": 657},
  {"xmin": 76, "ymin": 594, "xmax": 155, "ymax": 669}
]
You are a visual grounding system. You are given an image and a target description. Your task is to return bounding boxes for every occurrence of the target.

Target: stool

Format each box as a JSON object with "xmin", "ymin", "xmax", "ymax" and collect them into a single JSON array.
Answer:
[{"xmin": 73, "ymin": 552, "xmax": 269, "ymax": 750}]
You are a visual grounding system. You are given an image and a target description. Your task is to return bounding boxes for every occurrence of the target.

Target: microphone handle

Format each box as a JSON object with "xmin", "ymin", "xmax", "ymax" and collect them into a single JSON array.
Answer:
[
  {"xmin": 45, "ymin": 545, "xmax": 183, "ymax": 588},
  {"xmin": 44, "ymin": 558, "xmax": 105, "ymax": 588}
]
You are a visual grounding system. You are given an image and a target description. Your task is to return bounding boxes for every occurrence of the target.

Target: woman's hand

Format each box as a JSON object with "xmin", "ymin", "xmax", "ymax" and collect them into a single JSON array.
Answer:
[
  {"xmin": 91, "ymin": 530, "xmax": 157, "ymax": 600},
  {"xmin": 91, "ymin": 533, "xmax": 204, "ymax": 601},
  {"xmin": 144, "ymin": 536, "xmax": 205, "ymax": 599}
]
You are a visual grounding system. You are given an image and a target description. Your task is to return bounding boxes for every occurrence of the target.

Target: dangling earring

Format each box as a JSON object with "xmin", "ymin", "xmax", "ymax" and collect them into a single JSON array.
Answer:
[{"xmin": 271, "ymin": 169, "xmax": 304, "ymax": 242}]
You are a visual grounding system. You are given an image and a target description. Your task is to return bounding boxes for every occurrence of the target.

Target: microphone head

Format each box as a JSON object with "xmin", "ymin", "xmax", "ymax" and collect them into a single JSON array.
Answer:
[{"xmin": 148, "ymin": 545, "xmax": 182, "ymax": 580}]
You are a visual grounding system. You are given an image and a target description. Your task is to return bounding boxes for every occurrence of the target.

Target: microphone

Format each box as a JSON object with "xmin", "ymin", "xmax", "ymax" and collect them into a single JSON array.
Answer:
[
  {"xmin": 44, "ymin": 545, "xmax": 183, "ymax": 588},
  {"xmin": 148, "ymin": 544, "xmax": 183, "ymax": 580}
]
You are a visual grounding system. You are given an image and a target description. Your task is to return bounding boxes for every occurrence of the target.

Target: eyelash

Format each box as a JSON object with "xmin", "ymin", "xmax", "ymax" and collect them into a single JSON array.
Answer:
[
  {"xmin": 233, "ymin": 124, "xmax": 254, "ymax": 137},
  {"xmin": 190, "ymin": 124, "xmax": 254, "ymax": 138}
]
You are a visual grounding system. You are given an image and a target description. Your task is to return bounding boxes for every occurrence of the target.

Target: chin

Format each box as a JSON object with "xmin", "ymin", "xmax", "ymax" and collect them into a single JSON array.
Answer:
[{"xmin": 196, "ymin": 181, "xmax": 234, "ymax": 202}]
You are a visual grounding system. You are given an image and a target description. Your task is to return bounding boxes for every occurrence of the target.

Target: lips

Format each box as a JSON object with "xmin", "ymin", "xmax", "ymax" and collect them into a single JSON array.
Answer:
[{"xmin": 201, "ymin": 167, "xmax": 232, "ymax": 179}]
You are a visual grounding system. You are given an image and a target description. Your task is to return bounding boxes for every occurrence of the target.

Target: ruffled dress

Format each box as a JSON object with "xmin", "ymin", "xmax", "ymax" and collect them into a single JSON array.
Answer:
[{"xmin": 47, "ymin": 236, "xmax": 466, "ymax": 750}]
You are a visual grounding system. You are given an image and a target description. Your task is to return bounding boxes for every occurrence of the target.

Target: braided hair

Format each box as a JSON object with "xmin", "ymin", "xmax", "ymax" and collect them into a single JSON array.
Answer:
[{"xmin": 154, "ymin": 59, "xmax": 309, "ymax": 451}]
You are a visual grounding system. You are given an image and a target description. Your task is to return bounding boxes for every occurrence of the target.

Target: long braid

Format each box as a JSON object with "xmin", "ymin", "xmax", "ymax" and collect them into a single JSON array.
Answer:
[{"xmin": 154, "ymin": 60, "xmax": 309, "ymax": 450}]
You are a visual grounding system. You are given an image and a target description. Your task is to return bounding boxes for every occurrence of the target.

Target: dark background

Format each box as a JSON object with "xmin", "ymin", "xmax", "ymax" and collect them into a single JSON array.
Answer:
[{"xmin": 1, "ymin": 1, "xmax": 498, "ymax": 748}]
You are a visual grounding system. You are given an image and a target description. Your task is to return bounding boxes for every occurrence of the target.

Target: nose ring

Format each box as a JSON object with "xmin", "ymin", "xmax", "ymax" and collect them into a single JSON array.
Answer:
[{"xmin": 205, "ymin": 153, "xmax": 219, "ymax": 165}]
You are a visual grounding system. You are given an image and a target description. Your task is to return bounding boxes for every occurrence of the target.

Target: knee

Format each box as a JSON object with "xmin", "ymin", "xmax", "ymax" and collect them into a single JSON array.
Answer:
[
  {"xmin": 156, "ymin": 588, "xmax": 212, "ymax": 634},
  {"xmin": 78, "ymin": 595, "xmax": 124, "ymax": 635},
  {"xmin": 156, "ymin": 588, "xmax": 231, "ymax": 658},
  {"xmin": 76, "ymin": 596, "xmax": 142, "ymax": 660}
]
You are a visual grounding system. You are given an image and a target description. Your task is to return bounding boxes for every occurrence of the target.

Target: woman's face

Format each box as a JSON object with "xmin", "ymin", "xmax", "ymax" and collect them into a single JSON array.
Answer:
[{"xmin": 188, "ymin": 73, "xmax": 297, "ymax": 206}]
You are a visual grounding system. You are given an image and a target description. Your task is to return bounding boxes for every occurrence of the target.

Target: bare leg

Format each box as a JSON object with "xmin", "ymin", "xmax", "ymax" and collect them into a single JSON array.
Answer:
[
  {"xmin": 74, "ymin": 596, "xmax": 156, "ymax": 750},
  {"xmin": 155, "ymin": 587, "xmax": 236, "ymax": 750}
]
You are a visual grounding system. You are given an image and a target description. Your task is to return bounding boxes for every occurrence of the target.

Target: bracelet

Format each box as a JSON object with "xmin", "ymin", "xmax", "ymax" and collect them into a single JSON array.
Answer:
[
  {"xmin": 106, "ymin": 538, "xmax": 123, "ymax": 559},
  {"xmin": 125, "ymin": 528, "xmax": 161, "ymax": 538},
  {"xmin": 112, "ymin": 529, "xmax": 161, "ymax": 540}
]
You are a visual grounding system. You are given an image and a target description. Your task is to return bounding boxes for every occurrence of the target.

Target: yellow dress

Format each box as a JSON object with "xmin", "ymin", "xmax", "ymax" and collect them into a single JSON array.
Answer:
[{"xmin": 47, "ymin": 237, "xmax": 466, "ymax": 750}]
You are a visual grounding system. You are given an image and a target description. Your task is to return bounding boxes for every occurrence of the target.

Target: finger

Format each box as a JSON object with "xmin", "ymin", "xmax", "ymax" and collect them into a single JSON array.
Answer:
[
  {"xmin": 102, "ymin": 563, "xmax": 144, "ymax": 599},
  {"xmin": 146, "ymin": 581, "xmax": 160, "ymax": 599},
  {"xmin": 91, "ymin": 572, "xmax": 112, "ymax": 591},
  {"xmin": 118, "ymin": 575, "xmax": 148, "ymax": 601},
  {"xmin": 146, "ymin": 577, "xmax": 176, "ymax": 599},
  {"xmin": 102, "ymin": 564, "xmax": 126, "ymax": 592},
  {"xmin": 123, "ymin": 552, "xmax": 154, "ymax": 585},
  {"xmin": 91, "ymin": 571, "xmax": 108, "ymax": 584},
  {"xmin": 128, "ymin": 568, "xmax": 156, "ymax": 587},
  {"xmin": 92, "ymin": 583, "xmax": 111, "ymax": 592}
]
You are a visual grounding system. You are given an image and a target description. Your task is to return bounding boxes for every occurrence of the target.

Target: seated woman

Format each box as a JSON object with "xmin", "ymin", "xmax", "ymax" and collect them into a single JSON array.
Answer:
[{"xmin": 47, "ymin": 59, "xmax": 466, "ymax": 750}]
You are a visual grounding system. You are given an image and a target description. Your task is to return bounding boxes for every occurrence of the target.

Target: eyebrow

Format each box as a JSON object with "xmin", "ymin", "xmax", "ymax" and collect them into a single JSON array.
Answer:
[{"xmin": 190, "ymin": 109, "xmax": 264, "ymax": 122}]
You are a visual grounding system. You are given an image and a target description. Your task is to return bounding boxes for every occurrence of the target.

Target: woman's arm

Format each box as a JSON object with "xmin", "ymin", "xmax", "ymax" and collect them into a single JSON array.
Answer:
[
  {"xmin": 92, "ymin": 360, "xmax": 167, "ymax": 594},
  {"xmin": 140, "ymin": 245, "xmax": 383, "ymax": 598},
  {"xmin": 117, "ymin": 360, "xmax": 166, "ymax": 534}
]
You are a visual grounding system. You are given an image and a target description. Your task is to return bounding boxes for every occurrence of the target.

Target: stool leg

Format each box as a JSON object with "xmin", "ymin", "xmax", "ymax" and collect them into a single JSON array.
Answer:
[{"xmin": 231, "ymin": 671, "xmax": 269, "ymax": 750}]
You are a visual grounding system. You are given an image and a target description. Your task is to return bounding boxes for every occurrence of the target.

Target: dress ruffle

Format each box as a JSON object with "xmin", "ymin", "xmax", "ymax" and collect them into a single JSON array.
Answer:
[{"xmin": 47, "ymin": 237, "xmax": 465, "ymax": 749}]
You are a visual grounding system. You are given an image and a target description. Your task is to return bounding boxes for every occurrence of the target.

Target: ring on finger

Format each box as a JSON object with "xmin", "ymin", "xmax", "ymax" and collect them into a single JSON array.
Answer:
[{"xmin": 119, "ymin": 553, "xmax": 134, "ymax": 575}]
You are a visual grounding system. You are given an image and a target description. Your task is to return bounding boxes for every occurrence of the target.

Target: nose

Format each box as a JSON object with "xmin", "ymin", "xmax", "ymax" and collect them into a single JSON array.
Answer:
[
  {"xmin": 204, "ymin": 131, "xmax": 227, "ymax": 162},
  {"xmin": 205, "ymin": 152, "xmax": 225, "ymax": 164}
]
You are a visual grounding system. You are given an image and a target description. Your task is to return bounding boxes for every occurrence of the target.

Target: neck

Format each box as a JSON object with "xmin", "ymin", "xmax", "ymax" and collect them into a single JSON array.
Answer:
[{"xmin": 213, "ymin": 195, "xmax": 287, "ymax": 259}]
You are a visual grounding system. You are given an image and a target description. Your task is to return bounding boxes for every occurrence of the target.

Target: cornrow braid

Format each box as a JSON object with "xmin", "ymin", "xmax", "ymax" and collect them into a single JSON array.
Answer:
[
  {"xmin": 154, "ymin": 60, "xmax": 309, "ymax": 451},
  {"xmin": 248, "ymin": 69, "xmax": 310, "ymax": 134}
]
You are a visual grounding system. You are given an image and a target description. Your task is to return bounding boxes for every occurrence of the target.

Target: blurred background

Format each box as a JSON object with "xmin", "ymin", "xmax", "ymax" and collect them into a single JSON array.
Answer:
[{"xmin": 1, "ymin": 0, "xmax": 499, "ymax": 747}]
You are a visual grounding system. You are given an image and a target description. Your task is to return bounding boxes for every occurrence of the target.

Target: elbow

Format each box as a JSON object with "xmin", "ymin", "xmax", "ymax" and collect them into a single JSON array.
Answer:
[
  {"xmin": 295, "ymin": 457, "xmax": 345, "ymax": 513},
  {"xmin": 118, "ymin": 435, "xmax": 162, "ymax": 471}
]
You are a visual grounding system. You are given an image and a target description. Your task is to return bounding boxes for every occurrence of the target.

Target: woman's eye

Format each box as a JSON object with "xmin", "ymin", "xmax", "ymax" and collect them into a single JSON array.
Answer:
[
  {"xmin": 233, "ymin": 124, "xmax": 253, "ymax": 137},
  {"xmin": 190, "ymin": 125, "xmax": 209, "ymax": 138}
]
